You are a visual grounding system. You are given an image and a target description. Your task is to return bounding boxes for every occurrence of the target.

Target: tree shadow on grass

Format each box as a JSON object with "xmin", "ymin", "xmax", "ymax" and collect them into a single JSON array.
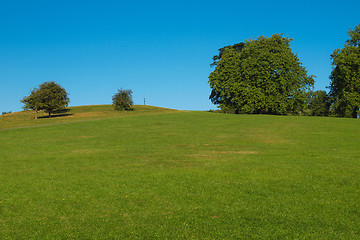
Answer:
[{"xmin": 38, "ymin": 109, "xmax": 74, "ymax": 119}]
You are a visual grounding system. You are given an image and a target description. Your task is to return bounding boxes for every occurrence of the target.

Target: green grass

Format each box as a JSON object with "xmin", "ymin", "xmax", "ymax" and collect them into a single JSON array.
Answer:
[
  {"xmin": 1, "ymin": 106, "xmax": 360, "ymax": 239},
  {"xmin": 0, "ymin": 105, "xmax": 178, "ymax": 130}
]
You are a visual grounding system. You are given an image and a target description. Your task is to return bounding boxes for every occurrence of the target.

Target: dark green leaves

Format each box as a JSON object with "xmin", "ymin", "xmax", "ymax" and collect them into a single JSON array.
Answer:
[
  {"xmin": 112, "ymin": 89, "xmax": 134, "ymax": 111},
  {"xmin": 307, "ymin": 90, "xmax": 331, "ymax": 116},
  {"xmin": 21, "ymin": 81, "xmax": 69, "ymax": 119},
  {"xmin": 329, "ymin": 24, "xmax": 360, "ymax": 118}
]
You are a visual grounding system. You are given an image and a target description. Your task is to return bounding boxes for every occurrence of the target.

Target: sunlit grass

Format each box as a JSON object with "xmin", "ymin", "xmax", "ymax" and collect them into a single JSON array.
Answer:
[
  {"xmin": 0, "ymin": 105, "xmax": 178, "ymax": 130},
  {"xmin": 1, "ymin": 108, "xmax": 359, "ymax": 239}
]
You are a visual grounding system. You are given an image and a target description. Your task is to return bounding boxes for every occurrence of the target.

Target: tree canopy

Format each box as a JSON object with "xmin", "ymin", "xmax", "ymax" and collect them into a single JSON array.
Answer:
[
  {"xmin": 209, "ymin": 34, "xmax": 315, "ymax": 115},
  {"xmin": 21, "ymin": 88, "xmax": 42, "ymax": 119},
  {"xmin": 112, "ymin": 89, "xmax": 134, "ymax": 111},
  {"xmin": 329, "ymin": 24, "xmax": 360, "ymax": 118},
  {"xmin": 21, "ymin": 81, "xmax": 70, "ymax": 119},
  {"xmin": 307, "ymin": 90, "xmax": 331, "ymax": 116}
]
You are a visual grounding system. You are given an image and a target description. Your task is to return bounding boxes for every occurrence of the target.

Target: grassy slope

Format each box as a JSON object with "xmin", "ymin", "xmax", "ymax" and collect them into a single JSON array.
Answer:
[
  {"xmin": 0, "ymin": 105, "xmax": 179, "ymax": 130},
  {"xmin": 0, "ymin": 106, "xmax": 360, "ymax": 239}
]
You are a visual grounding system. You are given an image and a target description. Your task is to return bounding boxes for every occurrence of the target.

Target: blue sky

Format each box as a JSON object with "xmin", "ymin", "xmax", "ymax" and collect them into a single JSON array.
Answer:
[{"xmin": 1, "ymin": 0, "xmax": 359, "ymax": 113}]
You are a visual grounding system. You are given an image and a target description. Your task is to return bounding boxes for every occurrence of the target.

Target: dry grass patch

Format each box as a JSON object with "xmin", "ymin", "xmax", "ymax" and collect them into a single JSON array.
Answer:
[
  {"xmin": 212, "ymin": 150, "xmax": 258, "ymax": 154},
  {"xmin": 164, "ymin": 133, "xmax": 177, "ymax": 136},
  {"xmin": 187, "ymin": 150, "xmax": 259, "ymax": 160},
  {"xmin": 71, "ymin": 149, "xmax": 106, "ymax": 155}
]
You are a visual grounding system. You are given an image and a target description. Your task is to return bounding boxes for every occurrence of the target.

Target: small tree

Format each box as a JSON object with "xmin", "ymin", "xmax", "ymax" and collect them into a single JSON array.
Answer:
[
  {"xmin": 21, "ymin": 87, "xmax": 42, "ymax": 119},
  {"xmin": 21, "ymin": 81, "xmax": 70, "ymax": 119},
  {"xmin": 112, "ymin": 89, "xmax": 134, "ymax": 111},
  {"xmin": 38, "ymin": 82, "xmax": 70, "ymax": 117}
]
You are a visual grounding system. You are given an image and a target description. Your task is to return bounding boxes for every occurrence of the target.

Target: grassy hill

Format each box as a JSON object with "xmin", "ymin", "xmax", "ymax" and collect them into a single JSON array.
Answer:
[
  {"xmin": 0, "ymin": 105, "xmax": 179, "ymax": 130},
  {"xmin": 1, "ymin": 106, "xmax": 360, "ymax": 239}
]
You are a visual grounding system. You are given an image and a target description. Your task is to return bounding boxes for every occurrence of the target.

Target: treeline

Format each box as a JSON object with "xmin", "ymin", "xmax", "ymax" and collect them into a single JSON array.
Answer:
[
  {"xmin": 18, "ymin": 24, "xmax": 359, "ymax": 119},
  {"xmin": 208, "ymin": 24, "xmax": 360, "ymax": 118},
  {"xmin": 209, "ymin": 90, "xmax": 331, "ymax": 116}
]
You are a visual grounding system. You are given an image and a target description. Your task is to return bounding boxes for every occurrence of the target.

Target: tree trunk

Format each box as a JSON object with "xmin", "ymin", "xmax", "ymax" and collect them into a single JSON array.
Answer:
[
  {"xmin": 49, "ymin": 112, "xmax": 51, "ymax": 118},
  {"xmin": 35, "ymin": 110, "xmax": 38, "ymax": 120}
]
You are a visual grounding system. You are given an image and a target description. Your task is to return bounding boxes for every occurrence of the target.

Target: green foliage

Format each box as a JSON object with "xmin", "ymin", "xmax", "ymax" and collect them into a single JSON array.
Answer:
[
  {"xmin": 210, "ymin": 42, "xmax": 245, "ymax": 67},
  {"xmin": 307, "ymin": 90, "xmax": 331, "ymax": 116},
  {"xmin": 209, "ymin": 34, "xmax": 315, "ymax": 115},
  {"xmin": 329, "ymin": 24, "xmax": 360, "ymax": 118},
  {"xmin": 21, "ymin": 88, "xmax": 41, "ymax": 119},
  {"xmin": 112, "ymin": 89, "xmax": 134, "ymax": 111},
  {"xmin": 21, "ymin": 81, "xmax": 69, "ymax": 119},
  {"xmin": 37, "ymin": 82, "xmax": 70, "ymax": 116}
]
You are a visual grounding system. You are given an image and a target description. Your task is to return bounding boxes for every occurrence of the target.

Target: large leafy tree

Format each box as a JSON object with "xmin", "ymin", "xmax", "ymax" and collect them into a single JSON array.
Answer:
[
  {"xmin": 209, "ymin": 34, "xmax": 315, "ymax": 115},
  {"xmin": 329, "ymin": 24, "xmax": 360, "ymax": 118},
  {"xmin": 21, "ymin": 81, "xmax": 70, "ymax": 119}
]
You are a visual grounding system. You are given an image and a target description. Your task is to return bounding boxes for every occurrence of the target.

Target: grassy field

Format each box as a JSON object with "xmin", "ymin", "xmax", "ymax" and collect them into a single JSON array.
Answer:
[{"xmin": 1, "ymin": 105, "xmax": 360, "ymax": 239}]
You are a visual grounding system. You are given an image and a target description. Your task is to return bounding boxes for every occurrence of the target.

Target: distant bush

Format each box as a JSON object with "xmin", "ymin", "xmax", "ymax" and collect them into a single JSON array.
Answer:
[
  {"xmin": 112, "ymin": 89, "xmax": 134, "ymax": 111},
  {"xmin": 207, "ymin": 109, "xmax": 224, "ymax": 113},
  {"xmin": 207, "ymin": 109, "xmax": 239, "ymax": 114},
  {"xmin": 307, "ymin": 90, "xmax": 331, "ymax": 116},
  {"xmin": 2, "ymin": 111, "xmax": 12, "ymax": 115}
]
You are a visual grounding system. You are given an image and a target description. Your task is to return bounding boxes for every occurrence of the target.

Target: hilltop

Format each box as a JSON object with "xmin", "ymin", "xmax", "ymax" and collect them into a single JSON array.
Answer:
[{"xmin": 0, "ymin": 105, "xmax": 180, "ymax": 130}]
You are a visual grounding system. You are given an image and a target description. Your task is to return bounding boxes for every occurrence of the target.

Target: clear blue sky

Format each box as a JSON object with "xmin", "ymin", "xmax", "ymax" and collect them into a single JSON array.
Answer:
[{"xmin": 1, "ymin": 0, "xmax": 359, "ymax": 113}]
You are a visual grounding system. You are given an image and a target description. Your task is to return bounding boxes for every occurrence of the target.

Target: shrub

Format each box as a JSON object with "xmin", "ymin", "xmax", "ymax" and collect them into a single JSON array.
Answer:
[{"xmin": 112, "ymin": 89, "xmax": 134, "ymax": 111}]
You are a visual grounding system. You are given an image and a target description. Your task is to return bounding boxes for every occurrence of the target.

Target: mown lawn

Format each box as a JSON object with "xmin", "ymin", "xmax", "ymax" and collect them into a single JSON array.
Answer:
[{"xmin": 1, "ymin": 107, "xmax": 359, "ymax": 239}]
